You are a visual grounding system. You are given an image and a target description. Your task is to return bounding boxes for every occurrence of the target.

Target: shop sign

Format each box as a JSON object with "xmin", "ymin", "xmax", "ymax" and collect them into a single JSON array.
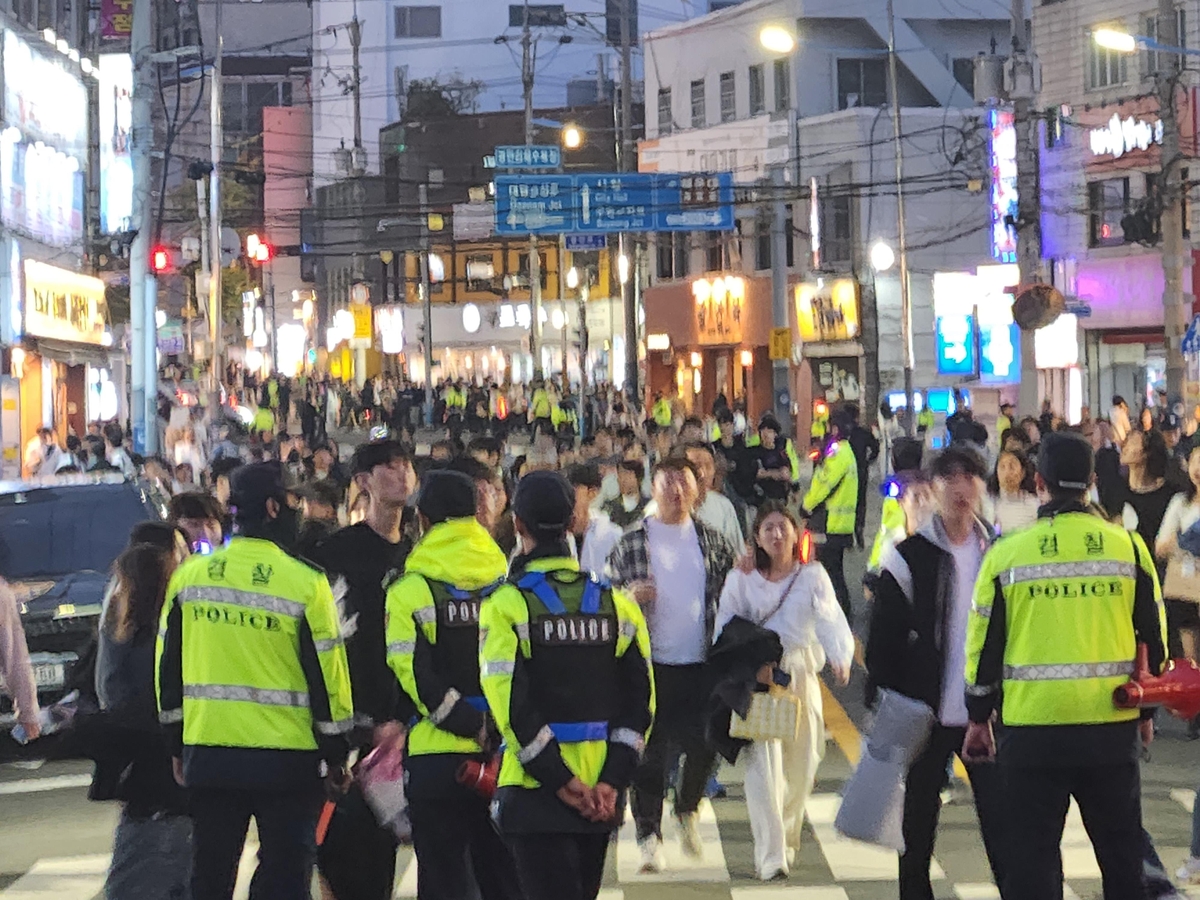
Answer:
[
  {"xmin": 0, "ymin": 131, "xmax": 85, "ymax": 247},
  {"xmin": 935, "ymin": 313, "xmax": 976, "ymax": 376},
  {"xmin": 23, "ymin": 260, "xmax": 107, "ymax": 345},
  {"xmin": 376, "ymin": 306, "xmax": 404, "ymax": 354},
  {"xmin": 3, "ymin": 32, "xmax": 88, "ymax": 156},
  {"xmin": 768, "ymin": 327, "xmax": 791, "ymax": 361},
  {"xmin": 692, "ymin": 276, "xmax": 745, "ymax": 346},
  {"xmin": 350, "ymin": 303, "xmax": 372, "ymax": 339},
  {"xmin": 99, "ymin": 0, "xmax": 133, "ymax": 41},
  {"xmin": 794, "ymin": 279, "xmax": 860, "ymax": 343},
  {"xmin": 987, "ymin": 109, "xmax": 1018, "ymax": 264},
  {"xmin": 98, "ymin": 55, "xmax": 133, "ymax": 233},
  {"xmin": 1089, "ymin": 114, "xmax": 1163, "ymax": 161}
]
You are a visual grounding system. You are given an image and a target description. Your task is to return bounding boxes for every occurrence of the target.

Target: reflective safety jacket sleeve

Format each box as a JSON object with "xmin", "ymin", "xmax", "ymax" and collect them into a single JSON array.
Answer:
[
  {"xmin": 155, "ymin": 537, "xmax": 354, "ymax": 759},
  {"xmin": 868, "ymin": 497, "xmax": 907, "ymax": 572},
  {"xmin": 801, "ymin": 440, "xmax": 859, "ymax": 536},
  {"xmin": 478, "ymin": 558, "xmax": 655, "ymax": 793},
  {"xmin": 384, "ymin": 517, "xmax": 509, "ymax": 756},
  {"xmin": 964, "ymin": 510, "xmax": 1168, "ymax": 727}
]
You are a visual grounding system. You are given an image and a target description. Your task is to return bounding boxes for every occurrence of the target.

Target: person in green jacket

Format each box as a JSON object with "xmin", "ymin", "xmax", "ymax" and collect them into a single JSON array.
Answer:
[
  {"xmin": 384, "ymin": 469, "xmax": 522, "ymax": 900},
  {"xmin": 800, "ymin": 413, "xmax": 859, "ymax": 622}
]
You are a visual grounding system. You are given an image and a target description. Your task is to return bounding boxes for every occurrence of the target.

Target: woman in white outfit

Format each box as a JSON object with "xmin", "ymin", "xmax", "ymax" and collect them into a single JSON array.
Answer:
[{"xmin": 715, "ymin": 501, "xmax": 854, "ymax": 881}]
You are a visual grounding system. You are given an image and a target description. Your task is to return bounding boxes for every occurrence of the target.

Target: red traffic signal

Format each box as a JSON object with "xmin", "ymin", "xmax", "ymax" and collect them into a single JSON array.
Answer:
[
  {"xmin": 150, "ymin": 246, "xmax": 172, "ymax": 274},
  {"xmin": 246, "ymin": 233, "xmax": 274, "ymax": 264}
]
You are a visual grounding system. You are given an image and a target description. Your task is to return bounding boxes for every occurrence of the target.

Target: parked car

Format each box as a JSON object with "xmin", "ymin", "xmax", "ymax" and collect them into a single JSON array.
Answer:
[{"xmin": 0, "ymin": 474, "xmax": 165, "ymax": 719}]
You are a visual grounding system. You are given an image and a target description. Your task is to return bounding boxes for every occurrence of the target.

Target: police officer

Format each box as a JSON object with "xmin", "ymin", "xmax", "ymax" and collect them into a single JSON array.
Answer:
[
  {"xmin": 480, "ymin": 471, "xmax": 655, "ymax": 900},
  {"xmin": 384, "ymin": 470, "xmax": 522, "ymax": 900},
  {"xmin": 801, "ymin": 414, "xmax": 860, "ymax": 623},
  {"xmin": 156, "ymin": 462, "xmax": 354, "ymax": 900},
  {"xmin": 531, "ymin": 381, "xmax": 555, "ymax": 438},
  {"xmin": 964, "ymin": 431, "xmax": 1168, "ymax": 900}
]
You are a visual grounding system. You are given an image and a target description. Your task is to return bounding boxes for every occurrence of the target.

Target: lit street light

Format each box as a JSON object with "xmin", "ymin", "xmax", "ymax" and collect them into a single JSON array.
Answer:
[
  {"xmin": 562, "ymin": 124, "xmax": 583, "ymax": 149},
  {"xmin": 566, "ymin": 266, "xmax": 580, "ymax": 289},
  {"xmin": 1091, "ymin": 28, "xmax": 1137, "ymax": 53},
  {"xmin": 759, "ymin": 24, "xmax": 796, "ymax": 54},
  {"xmin": 870, "ymin": 240, "xmax": 896, "ymax": 272}
]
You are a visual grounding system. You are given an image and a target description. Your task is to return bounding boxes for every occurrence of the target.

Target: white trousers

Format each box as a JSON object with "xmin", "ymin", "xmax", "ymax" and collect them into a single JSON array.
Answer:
[{"xmin": 742, "ymin": 665, "xmax": 825, "ymax": 880}]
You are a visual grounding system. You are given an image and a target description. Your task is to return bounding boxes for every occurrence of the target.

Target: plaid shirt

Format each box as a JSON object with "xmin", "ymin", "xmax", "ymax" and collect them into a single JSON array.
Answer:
[{"xmin": 605, "ymin": 517, "xmax": 738, "ymax": 646}]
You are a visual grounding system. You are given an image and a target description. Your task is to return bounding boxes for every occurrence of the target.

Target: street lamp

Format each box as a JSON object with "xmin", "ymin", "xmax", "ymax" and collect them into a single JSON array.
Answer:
[
  {"xmin": 1092, "ymin": 28, "xmax": 1137, "ymax": 53},
  {"xmin": 759, "ymin": 24, "xmax": 796, "ymax": 54},
  {"xmin": 870, "ymin": 240, "xmax": 896, "ymax": 273},
  {"xmin": 566, "ymin": 266, "xmax": 580, "ymax": 289},
  {"xmin": 562, "ymin": 124, "xmax": 583, "ymax": 150}
]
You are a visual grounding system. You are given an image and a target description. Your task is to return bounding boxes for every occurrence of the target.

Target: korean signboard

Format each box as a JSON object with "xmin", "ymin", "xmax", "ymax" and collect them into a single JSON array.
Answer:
[
  {"xmin": 692, "ymin": 276, "xmax": 745, "ymax": 346},
  {"xmin": 23, "ymin": 259, "xmax": 108, "ymax": 345},
  {"xmin": 987, "ymin": 109, "xmax": 1017, "ymax": 264},
  {"xmin": 100, "ymin": 0, "xmax": 133, "ymax": 41},
  {"xmin": 98, "ymin": 55, "xmax": 133, "ymax": 233},
  {"xmin": 794, "ymin": 279, "xmax": 860, "ymax": 343},
  {"xmin": 3, "ymin": 31, "xmax": 88, "ymax": 157}
]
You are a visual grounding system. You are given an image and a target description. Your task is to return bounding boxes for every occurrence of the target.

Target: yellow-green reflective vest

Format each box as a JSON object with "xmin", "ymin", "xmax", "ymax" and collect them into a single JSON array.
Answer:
[
  {"xmin": 479, "ymin": 559, "xmax": 654, "ymax": 791},
  {"xmin": 965, "ymin": 512, "xmax": 1167, "ymax": 727},
  {"xmin": 155, "ymin": 537, "xmax": 354, "ymax": 752},
  {"xmin": 801, "ymin": 440, "xmax": 859, "ymax": 535}
]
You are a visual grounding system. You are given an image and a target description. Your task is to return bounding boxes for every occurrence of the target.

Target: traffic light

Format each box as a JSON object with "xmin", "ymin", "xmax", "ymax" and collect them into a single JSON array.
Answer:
[
  {"xmin": 246, "ymin": 233, "xmax": 274, "ymax": 264},
  {"xmin": 150, "ymin": 246, "xmax": 172, "ymax": 274}
]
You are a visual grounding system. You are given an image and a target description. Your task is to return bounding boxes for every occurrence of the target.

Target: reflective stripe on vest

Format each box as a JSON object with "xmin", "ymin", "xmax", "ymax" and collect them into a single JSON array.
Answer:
[
  {"xmin": 611, "ymin": 726, "xmax": 645, "ymax": 753},
  {"xmin": 482, "ymin": 659, "xmax": 515, "ymax": 677},
  {"xmin": 177, "ymin": 586, "xmax": 306, "ymax": 618},
  {"xmin": 1004, "ymin": 661, "xmax": 1134, "ymax": 681},
  {"xmin": 183, "ymin": 684, "xmax": 308, "ymax": 707},
  {"xmin": 1002, "ymin": 561, "xmax": 1137, "ymax": 586}
]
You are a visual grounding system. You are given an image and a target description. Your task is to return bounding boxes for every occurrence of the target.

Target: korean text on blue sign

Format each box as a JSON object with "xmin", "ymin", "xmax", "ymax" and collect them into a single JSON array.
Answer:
[
  {"xmin": 495, "ymin": 145, "xmax": 562, "ymax": 170},
  {"xmin": 494, "ymin": 172, "xmax": 735, "ymax": 235},
  {"xmin": 935, "ymin": 314, "xmax": 977, "ymax": 376}
]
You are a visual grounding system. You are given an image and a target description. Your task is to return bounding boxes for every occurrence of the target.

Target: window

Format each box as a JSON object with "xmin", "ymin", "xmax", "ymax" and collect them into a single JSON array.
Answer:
[
  {"xmin": 749, "ymin": 64, "xmax": 765, "ymax": 115},
  {"xmin": 704, "ymin": 232, "xmax": 727, "ymax": 272},
  {"xmin": 754, "ymin": 217, "xmax": 771, "ymax": 270},
  {"xmin": 516, "ymin": 252, "xmax": 549, "ymax": 289},
  {"xmin": 221, "ymin": 79, "xmax": 292, "ymax": 134},
  {"xmin": 1087, "ymin": 33, "xmax": 1128, "ymax": 88},
  {"xmin": 394, "ymin": 5, "xmax": 441, "ymax": 38},
  {"xmin": 821, "ymin": 190, "xmax": 853, "ymax": 265},
  {"xmin": 690, "ymin": 79, "xmax": 706, "ymax": 128},
  {"xmin": 656, "ymin": 233, "xmax": 689, "ymax": 280},
  {"xmin": 1087, "ymin": 177, "xmax": 1130, "ymax": 246},
  {"xmin": 657, "ymin": 87, "xmax": 673, "ymax": 135},
  {"xmin": 952, "ymin": 57, "xmax": 975, "ymax": 96},
  {"xmin": 719, "ymin": 71, "xmax": 736, "ymax": 122},
  {"xmin": 1142, "ymin": 10, "xmax": 1187, "ymax": 76},
  {"xmin": 773, "ymin": 58, "xmax": 791, "ymax": 111},
  {"xmin": 837, "ymin": 58, "xmax": 887, "ymax": 109}
]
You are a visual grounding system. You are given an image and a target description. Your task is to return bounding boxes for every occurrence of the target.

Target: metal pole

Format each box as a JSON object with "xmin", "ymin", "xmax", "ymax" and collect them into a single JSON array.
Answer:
[
  {"xmin": 559, "ymin": 235, "xmax": 569, "ymax": 381},
  {"xmin": 129, "ymin": 0, "xmax": 153, "ymax": 452},
  {"xmin": 208, "ymin": 0, "xmax": 224, "ymax": 404},
  {"xmin": 769, "ymin": 167, "xmax": 791, "ymax": 437},
  {"xmin": 349, "ymin": 14, "xmax": 363, "ymax": 154},
  {"xmin": 1159, "ymin": 0, "xmax": 1188, "ymax": 401},
  {"xmin": 1011, "ymin": 0, "xmax": 1043, "ymax": 416},
  {"xmin": 523, "ymin": 2, "xmax": 543, "ymax": 380},
  {"xmin": 268, "ymin": 262, "xmax": 277, "ymax": 372},
  {"xmin": 886, "ymin": 0, "xmax": 915, "ymax": 436},
  {"xmin": 619, "ymin": 0, "xmax": 637, "ymax": 404},
  {"xmin": 579, "ymin": 276, "xmax": 590, "ymax": 424},
  {"xmin": 420, "ymin": 183, "xmax": 434, "ymax": 426}
]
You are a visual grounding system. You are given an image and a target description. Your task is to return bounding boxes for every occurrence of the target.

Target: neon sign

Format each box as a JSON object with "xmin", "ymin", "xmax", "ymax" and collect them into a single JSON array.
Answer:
[{"xmin": 988, "ymin": 109, "xmax": 1018, "ymax": 264}]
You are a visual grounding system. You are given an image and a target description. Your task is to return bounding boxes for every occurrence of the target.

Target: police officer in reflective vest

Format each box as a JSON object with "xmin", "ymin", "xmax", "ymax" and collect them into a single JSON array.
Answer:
[
  {"xmin": 964, "ymin": 432, "xmax": 1168, "ymax": 900},
  {"xmin": 384, "ymin": 470, "xmax": 522, "ymax": 900},
  {"xmin": 480, "ymin": 470, "xmax": 655, "ymax": 900},
  {"xmin": 801, "ymin": 415, "xmax": 860, "ymax": 623},
  {"xmin": 156, "ymin": 462, "xmax": 354, "ymax": 900}
]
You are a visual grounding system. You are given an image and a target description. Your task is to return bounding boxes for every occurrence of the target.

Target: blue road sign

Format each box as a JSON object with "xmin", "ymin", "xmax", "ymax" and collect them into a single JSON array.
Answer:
[
  {"xmin": 495, "ymin": 145, "xmax": 562, "ymax": 169},
  {"xmin": 935, "ymin": 314, "xmax": 976, "ymax": 376},
  {"xmin": 494, "ymin": 172, "xmax": 735, "ymax": 235},
  {"xmin": 565, "ymin": 233, "xmax": 607, "ymax": 251}
]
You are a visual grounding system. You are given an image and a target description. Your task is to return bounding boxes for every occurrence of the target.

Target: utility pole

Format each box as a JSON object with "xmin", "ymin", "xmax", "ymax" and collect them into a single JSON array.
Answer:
[
  {"xmin": 769, "ymin": 166, "xmax": 791, "ymax": 436},
  {"xmin": 619, "ymin": 0, "xmax": 637, "ymax": 404},
  {"xmin": 1009, "ymin": 0, "xmax": 1043, "ymax": 417},
  {"xmin": 559, "ymin": 236, "xmax": 569, "ymax": 380},
  {"xmin": 1158, "ymin": 0, "xmax": 1188, "ymax": 401},
  {"xmin": 350, "ymin": 13, "xmax": 363, "ymax": 155},
  {"xmin": 129, "ymin": 0, "xmax": 153, "ymax": 453},
  {"xmin": 208, "ymin": 0, "xmax": 224, "ymax": 406},
  {"xmin": 886, "ymin": 0, "xmax": 915, "ymax": 436},
  {"xmin": 420, "ymin": 183, "xmax": 434, "ymax": 425},
  {"xmin": 522, "ymin": 2, "xmax": 543, "ymax": 380}
]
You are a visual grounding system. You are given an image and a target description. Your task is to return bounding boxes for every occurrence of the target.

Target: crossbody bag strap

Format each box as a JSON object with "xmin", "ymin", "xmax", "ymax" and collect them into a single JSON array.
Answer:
[{"xmin": 757, "ymin": 567, "xmax": 804, "ymax": 627}]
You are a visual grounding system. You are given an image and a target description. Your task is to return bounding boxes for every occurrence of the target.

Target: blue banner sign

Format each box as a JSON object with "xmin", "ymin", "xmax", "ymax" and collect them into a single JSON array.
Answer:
[
  {"xmin": 494, "ymin": 145, "xmax": 562, "ymax": 169},
  {"xmin": 565, "ymin": 233, "xmax": 607, "ymax": 251}
]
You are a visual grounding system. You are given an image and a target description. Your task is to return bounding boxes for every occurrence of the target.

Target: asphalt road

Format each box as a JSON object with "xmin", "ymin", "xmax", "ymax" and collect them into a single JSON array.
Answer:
[{"xmin": 4, "ymin": 479, "xmax": 1200, "ymax": 898}]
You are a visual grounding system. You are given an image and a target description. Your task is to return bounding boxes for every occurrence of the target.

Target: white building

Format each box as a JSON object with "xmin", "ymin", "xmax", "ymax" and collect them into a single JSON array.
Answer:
[
  {"xmin": 310, "ymin": 0, "xmax": 713, "ymax": 185},
  {"xmin": 639, "ymin": 0, "xmax": 1020, "ymax": 432}
]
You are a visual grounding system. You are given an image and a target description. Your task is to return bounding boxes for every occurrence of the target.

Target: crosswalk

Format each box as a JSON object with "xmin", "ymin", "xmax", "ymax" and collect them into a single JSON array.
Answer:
[{"xmin": 3, "ymin": 741, "xmax": 1200, "ymax": 900}]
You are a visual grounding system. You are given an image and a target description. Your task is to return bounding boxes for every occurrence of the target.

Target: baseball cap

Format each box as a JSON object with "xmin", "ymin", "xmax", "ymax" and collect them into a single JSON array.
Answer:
[
  {"xmin": 1038, "ymin": 431, "xmax": 1094, "ymax": 493},
  {"xmin": 350, "ymin": 440, "xmax": 410, "ymax": 477},
  {"xmin": 229, "ymin": 462, "xmax": 289, "ymax": 520},
  {"xmin": 512, "ymin": 470, "xmax": 575, "ymax": 539},
  {"xmin": 417, "ymin": 469, "xmax": 477, "ymax": 525}
]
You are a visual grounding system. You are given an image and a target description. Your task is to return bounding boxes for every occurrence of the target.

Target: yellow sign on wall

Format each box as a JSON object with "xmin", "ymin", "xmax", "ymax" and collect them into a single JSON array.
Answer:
[
  {"xmin": 350, "ymin": 303, "xmax": 373, "ymax": 339},
  {"xmin": 795, "ymin": 279, "xmax": 860, "ymax": 343},
  {"xmin": 23, "ymin": 260, "xmax": 108, "ymax": 345},
  {"xmin": 769, "ymin": 327, "xmax": 791, "ymax": 361},
  {"xmin": 692, "ymin": 275, "xmax": 745, "ymax": 346}
]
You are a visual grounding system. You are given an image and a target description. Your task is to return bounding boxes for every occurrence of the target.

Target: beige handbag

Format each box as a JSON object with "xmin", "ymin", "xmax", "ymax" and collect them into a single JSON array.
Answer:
[
  {"xmin": 729, "ymin": 685, "xmax": 803, "ymax": 742},
  {"xmin": 1164, "ymin": 553, "xmax": 1200, "ymax": 604}
]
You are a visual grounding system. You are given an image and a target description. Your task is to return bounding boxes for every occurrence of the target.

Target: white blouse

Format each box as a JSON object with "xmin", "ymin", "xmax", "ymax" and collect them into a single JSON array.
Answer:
[{"xmin": 714, "ymin": 564, "xmax": 854, "ymax": 674}]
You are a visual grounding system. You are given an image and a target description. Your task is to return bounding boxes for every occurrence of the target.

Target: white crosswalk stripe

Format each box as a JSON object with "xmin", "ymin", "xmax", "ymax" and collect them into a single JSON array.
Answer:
[
  {"xmin": 0, "ymin": 855, "xmax": 108, "ymax": 900},
  {"xmin": 805, "ymin": 793, "xmax": 944, "ymax": 882},
  {"xmin": 615, "ymin": 798, "xmax": 730, "ymax": 883}
]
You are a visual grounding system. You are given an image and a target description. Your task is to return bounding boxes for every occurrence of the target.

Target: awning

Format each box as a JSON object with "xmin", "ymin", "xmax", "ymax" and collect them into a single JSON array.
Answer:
[{"xmin": 26, "ymin": 337, "xmax": 114, "ymax": 367}]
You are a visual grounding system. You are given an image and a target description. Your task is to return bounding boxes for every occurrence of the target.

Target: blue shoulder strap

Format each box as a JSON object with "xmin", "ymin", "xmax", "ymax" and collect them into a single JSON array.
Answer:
[
  {"xmin": 443, "ymin": 577, "xmax": 506, "ymax": 601},
  {"xmin": 517, "ymin": 571, "xmax": 567, "ymax": 614},
  {"xmin": 581, "ymin": 576, "xmax": 602, "ymax": 615}
]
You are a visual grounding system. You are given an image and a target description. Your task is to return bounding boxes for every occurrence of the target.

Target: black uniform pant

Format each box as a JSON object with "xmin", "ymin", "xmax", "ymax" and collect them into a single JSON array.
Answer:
[
  {"xmin": 1001, "ymin": 760, "xmax": 1146, "ymax": 900},
  {"xmin": 316, "ymin": 782, "xmax": 398, "ymax": 900},
  {"xmin": 854, "ymin": 469, "xmax": 869, "ymax": 546},
  {"xmin": 507, "ymin": 832, "xmax": 609, "ymax": 900},
  {"xmin": 407, "ymin": 791, "xmax": 522, "ymax": 900},
  {"xmin": 901, "ymin": 726, "xmax": 1007, "ymax": 900},
  {"xmin": 631, "ymin": 662, "xmax": 718, "ymax": 840},
  {"xmin": 189, "ymin": 784, "xmax": 323, "ymax": 900},
  {"xmin": 819, "ymin": 534, "xmax": 853, "ymax": 624}
]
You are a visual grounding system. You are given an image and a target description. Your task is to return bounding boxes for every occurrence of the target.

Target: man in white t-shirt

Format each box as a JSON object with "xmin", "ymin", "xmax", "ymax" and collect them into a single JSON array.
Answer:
[
  {"xmin": 683, "ymin": 442, "xmax": 746, "ymax": 556},
  {"xmin": 566, "ymin": 463, "xmax": 624, "ymax": 576},
  {"xmin": 606, "ymin": 458, "xmax": 737, "ymax": 874}
]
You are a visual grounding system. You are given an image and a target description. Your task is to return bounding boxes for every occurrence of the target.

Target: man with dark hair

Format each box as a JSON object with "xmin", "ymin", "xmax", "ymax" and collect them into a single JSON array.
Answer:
[
  {"xmin": 965, "ymin": 431, "xmax": 1168, "ymax": 900},
  {"xmin": 480, "ymin": 470, "xmax": 653, "ymax": 900},
  {"xmin": 448, "ymin": 454, "xmax": 511, "ymax": 551},
  {"xmin": 867, "ymin": 444, "xmax": 1005, "ymax": 900},
  {"xmin": 566, "ymin": 463, "xmax": 623, "ymax": 574},
  {"xmin": 309, "ymin": 441, "xmax": 418, "ymax": 900},
  {"xmin": 469, "ymin": 436, "xmax": 504, "ymax": 472},
  {"xmin": 210, "ymin": 456, "xmax": 244, "ymax": 509},
  {"xmin": 607, "ymin": 456, "xmax": 736, "ymax": 872},
  {"xmin": 603, "ymin": 459, "xmax": 648, "ymax": 530},
  {"xmin": 295, "ymin": 481, "xmax": 344, "ymax": 558},
  {"xmin": 156, "ymin": 463, "xmax": 354, "ymax": 900},
  {"xmin": 168, "ymin": 492, "xmax": 224, "ymax": 551}
]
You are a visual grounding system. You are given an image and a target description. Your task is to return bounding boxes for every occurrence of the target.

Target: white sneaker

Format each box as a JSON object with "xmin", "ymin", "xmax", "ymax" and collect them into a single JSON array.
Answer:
[
  {"xmin": 638, "ymin": 835, "xmax": 666, "ymax": 873},
  {"xmin": 676, "ymin": 811, "xmax": 702, "ymax": 858},
  {"xmin": 1177, "ymin": 855, "xmax": 1200, "ymax": 883}
]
